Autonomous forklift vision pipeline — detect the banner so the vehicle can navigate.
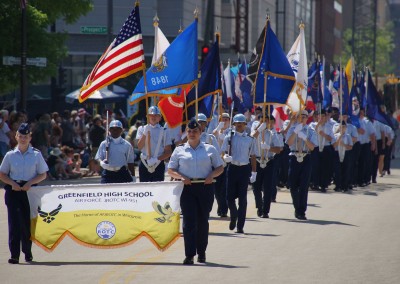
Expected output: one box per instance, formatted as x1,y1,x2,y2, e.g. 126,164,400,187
28,182,184,252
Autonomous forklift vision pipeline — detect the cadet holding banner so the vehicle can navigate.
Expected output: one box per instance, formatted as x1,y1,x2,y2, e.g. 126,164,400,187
136,106,172,182
168,118,223,265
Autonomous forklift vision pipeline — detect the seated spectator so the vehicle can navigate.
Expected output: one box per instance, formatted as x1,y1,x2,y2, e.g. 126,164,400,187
63,146,82,179
47,148,68,180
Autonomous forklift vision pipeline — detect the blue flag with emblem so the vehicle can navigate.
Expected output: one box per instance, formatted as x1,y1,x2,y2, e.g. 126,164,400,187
185,38,222,121
253,20,295,105
130,20,198,104
365,70,393,128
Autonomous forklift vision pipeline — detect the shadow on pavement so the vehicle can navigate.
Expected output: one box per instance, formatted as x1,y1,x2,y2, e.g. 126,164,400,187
26,261,245,268
209,232,279,237
273,201,321,208
270,217,357,227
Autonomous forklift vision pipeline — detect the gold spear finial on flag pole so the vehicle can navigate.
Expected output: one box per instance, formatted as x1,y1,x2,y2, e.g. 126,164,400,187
194,7,199,19
178,19,183,33
153,13,159,26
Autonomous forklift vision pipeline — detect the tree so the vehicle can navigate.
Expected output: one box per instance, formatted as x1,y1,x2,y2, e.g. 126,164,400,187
340,22,396,75
0,0,93,94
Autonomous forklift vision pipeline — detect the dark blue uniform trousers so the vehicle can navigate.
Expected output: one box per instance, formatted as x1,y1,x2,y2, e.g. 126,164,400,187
358,143,371,185
214,167,228,215
4,183,32,259
333,151,352,190
310,147,320,188
226,164,251,230
288,155,311,217
101,166,133,184
180,183,214,258
138,161,165,182
252,159,275,214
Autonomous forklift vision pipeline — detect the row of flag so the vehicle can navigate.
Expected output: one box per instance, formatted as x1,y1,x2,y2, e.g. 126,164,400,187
79,3,394,130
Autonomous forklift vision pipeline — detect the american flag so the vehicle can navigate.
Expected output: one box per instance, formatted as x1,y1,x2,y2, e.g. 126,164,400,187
79,4,145,102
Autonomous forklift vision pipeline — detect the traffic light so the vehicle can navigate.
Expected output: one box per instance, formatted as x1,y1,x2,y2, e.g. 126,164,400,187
201,44,210,64
58,66,67,88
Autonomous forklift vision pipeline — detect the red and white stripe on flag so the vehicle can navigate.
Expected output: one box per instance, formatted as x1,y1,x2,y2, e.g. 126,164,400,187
79,4,145,103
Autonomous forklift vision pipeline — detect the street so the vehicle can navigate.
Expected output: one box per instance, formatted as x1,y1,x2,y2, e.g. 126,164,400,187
1,162,400,284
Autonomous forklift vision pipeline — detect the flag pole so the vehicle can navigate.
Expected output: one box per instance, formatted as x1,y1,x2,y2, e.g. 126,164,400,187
153,13,160,106
365,66,369,115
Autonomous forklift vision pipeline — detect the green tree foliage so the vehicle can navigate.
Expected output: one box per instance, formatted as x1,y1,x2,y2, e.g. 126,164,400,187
341,22,395,75
0,0,92,94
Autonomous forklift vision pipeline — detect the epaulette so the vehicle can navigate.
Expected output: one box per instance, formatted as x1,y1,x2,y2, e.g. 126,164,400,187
176,143,184,147
32,147,40,152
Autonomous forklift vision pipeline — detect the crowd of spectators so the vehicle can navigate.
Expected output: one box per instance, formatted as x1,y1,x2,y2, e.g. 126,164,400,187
0,108,140,181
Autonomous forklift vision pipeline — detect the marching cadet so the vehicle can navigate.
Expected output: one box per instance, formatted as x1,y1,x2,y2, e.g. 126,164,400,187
310,109,334,192
286,110,318,220
168,118,224,265
332,121,353,192
251,115,283,218
197,113,220,151
95,120,136,184
382,124,394,176
357,108,376,186
221,114,257,233
212,112,231,217
136,106,172,182
277,110,294,189
0,123,49,264
370,118,386,183
270,115,284,202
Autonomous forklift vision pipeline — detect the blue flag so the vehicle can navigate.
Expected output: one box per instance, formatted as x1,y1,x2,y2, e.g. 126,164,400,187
253,21,295,105
130,20,198,104
307,60,323,104
186,38,222,120
366,70,393,128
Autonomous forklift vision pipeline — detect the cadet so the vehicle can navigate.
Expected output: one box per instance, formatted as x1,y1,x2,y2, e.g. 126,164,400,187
332,121,353,192
95,120,136,184
251,115,283,218
212,113,231,217
136,106,172,182
168,118,223,265
197,113,220,152
221,114,257,233
286,110,317,220
0,123,49,264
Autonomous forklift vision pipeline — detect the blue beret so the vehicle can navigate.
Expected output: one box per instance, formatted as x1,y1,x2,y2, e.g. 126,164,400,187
187,118,200,129
17,123,30,135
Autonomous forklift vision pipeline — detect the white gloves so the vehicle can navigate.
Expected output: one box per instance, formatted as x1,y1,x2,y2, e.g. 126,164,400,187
131,176,137,183
257,122,267,132
143,125,150,135
294,124,303,134
218,133,226,141
260,141,270,150
147,157,159,167
250,171,257,183
298,131,307,141
215,121,225,131
100,160,112,171
223,154,233,163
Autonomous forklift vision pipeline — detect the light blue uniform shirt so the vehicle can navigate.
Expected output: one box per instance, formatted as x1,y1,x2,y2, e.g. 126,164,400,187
168,142,223,179
200,132,221,153
221,131,257,164
372,120,385,140
95,137,135,168
136,124,172,157
287,123,318,152
358,118,374,144
255,128,283,159
310,121,335,146
333,132,353,151
0,146,48,181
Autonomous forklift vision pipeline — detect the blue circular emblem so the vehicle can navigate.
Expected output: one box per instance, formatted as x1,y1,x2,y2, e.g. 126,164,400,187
96,221,116,240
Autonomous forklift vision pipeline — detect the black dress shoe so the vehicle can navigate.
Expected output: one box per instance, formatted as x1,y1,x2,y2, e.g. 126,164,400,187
262,213,269,218
197,254,206,263
229,217,237,230
236,228,244,234
220,213,228,218
183,257,194,265
297,215,307,220
8,258,19,264
257,209,262,217
320,187,327,193
25,255,33,262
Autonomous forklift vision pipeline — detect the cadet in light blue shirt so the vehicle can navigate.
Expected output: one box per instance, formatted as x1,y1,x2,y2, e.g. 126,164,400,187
0,123,48,264
168,118,223,265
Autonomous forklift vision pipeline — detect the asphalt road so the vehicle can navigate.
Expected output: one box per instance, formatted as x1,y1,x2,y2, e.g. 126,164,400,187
1,161,400,284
